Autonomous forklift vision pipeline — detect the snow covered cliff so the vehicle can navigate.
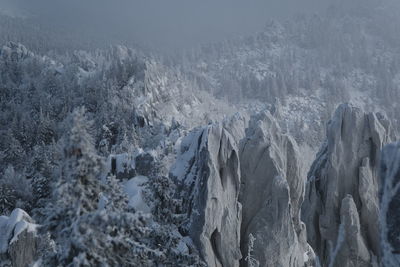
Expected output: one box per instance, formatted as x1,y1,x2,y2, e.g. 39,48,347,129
171,111,316,266
302,103,393,266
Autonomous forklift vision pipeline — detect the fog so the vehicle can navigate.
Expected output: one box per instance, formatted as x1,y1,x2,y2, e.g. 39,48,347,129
2,0,400,266
1,0,331,50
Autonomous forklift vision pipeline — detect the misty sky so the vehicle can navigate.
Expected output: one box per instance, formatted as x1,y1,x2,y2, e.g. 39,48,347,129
0,0,331,50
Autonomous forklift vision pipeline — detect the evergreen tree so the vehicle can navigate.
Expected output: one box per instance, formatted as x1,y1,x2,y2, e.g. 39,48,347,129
39,107,105,264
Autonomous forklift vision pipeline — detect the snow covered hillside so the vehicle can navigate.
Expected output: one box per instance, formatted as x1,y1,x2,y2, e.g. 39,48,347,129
0,1,400,266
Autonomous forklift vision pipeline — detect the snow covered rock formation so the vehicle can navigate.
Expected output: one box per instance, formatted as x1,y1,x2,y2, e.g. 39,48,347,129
239,111,312,267
172,112,314,266
302,103,393,266
171,116,246,267
380,142,400,267
0,208,38,267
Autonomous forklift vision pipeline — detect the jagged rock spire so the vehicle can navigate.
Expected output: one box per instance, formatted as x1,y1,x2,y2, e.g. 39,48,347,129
302,103,393,266
172,112,314,266
239,111,312,267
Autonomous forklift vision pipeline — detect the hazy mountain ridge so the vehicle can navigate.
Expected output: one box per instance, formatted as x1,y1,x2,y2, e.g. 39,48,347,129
178,2,400,147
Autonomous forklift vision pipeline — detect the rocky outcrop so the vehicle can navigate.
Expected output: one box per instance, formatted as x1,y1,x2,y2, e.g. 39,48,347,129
171,116,246,267
0,208,38,267
380,142,400,267
1,42,33,63
329,195,371,267
8,228,38,267
239,111,312,267
302,103,392,266
171,112,314,266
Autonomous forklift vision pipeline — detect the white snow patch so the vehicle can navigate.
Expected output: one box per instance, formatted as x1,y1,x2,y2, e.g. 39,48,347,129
10,220,37,244
97,193,109,211
0,208,37,253
123,176,151,213
170,128,206,183
303,251,309,263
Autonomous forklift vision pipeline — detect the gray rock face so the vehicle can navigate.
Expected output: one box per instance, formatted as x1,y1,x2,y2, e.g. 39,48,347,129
239,112,311,267
380,142,400,267
329,195,371,267
8,229,37,267
172,112,315,267
302,103,392,266
171,116,245,267
135,152,156,176
0,208,38,267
